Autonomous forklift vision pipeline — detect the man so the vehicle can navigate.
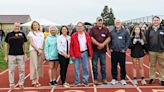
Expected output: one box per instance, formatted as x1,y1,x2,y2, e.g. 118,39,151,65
70,22,93,86
4,22,28,90
90,17,110,84
145,16,164,86
109,18,130,85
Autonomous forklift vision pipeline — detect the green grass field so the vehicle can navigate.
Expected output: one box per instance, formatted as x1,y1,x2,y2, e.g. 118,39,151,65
0,39,30,72
0,40,7,72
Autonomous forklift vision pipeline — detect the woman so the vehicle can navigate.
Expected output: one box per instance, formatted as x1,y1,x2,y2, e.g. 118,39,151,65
70,22,93,87
129,25,147,85
27,21,44,87
57,26,70,88
44,26,59,86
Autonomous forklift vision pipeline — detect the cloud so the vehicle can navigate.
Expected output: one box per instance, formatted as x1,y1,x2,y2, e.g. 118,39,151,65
0,0,164,24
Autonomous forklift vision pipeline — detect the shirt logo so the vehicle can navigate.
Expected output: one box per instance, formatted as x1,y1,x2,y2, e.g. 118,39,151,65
101,34,106,37
118,36,123,39
18,33,23,36
160,32,164,35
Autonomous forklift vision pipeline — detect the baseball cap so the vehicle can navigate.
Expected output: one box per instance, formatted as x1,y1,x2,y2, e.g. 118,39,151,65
96,16,103,21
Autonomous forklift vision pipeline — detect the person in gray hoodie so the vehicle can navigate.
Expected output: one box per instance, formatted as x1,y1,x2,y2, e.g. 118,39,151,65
109,18,130,85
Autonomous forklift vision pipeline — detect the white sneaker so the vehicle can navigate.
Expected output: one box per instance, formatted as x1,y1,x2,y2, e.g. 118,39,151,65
141,79,147,85
120,80,127,85
65,82,70,86
63,83,70,88
9,85,14,91
19,85,24,89
110,79,118,85
132,79,138,85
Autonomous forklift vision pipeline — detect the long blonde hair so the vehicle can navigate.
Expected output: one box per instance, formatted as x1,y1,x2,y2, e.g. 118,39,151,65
31,21,40,35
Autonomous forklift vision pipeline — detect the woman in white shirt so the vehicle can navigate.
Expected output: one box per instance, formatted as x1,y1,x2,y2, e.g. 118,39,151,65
27,21,44,87
57,25,70,88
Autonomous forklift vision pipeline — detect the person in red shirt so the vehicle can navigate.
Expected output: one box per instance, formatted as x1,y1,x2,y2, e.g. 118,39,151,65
70,22,93,86
90,17,111,84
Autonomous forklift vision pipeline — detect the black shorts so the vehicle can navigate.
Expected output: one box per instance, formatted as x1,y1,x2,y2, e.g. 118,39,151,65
48,59,59,62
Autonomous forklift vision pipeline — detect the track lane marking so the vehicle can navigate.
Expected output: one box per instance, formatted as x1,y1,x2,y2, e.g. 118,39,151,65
106,52,142,92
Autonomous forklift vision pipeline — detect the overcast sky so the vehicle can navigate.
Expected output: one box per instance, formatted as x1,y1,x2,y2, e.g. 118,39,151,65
0,0,164,25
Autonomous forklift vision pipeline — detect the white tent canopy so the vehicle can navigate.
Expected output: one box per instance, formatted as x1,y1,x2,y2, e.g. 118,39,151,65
21,19,60,26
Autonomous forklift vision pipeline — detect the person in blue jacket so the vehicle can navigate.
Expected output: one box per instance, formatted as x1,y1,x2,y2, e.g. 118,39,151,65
44,26,59,86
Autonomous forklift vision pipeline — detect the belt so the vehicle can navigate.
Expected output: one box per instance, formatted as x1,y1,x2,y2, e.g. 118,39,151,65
81,50,87,53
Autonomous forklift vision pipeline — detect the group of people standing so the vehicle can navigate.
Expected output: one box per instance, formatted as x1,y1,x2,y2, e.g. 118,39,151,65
4,16,164,91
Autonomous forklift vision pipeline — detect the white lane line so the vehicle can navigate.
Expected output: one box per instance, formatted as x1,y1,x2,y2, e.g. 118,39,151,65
0,69,8,75
138,86,164,88
50,64,61,92
50,59,97,92
8,60,46,92
89,59,97,92
106,53,142,92
0,86,134,90
0,59,30,75
2,85,164,90
1,86,95,90
126,78,159,82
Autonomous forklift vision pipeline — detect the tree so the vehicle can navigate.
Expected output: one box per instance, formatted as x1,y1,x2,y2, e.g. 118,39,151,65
108,8,115,26
101,6,115,26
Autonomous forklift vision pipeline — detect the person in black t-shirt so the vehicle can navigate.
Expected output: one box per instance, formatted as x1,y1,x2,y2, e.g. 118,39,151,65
4,22,28,91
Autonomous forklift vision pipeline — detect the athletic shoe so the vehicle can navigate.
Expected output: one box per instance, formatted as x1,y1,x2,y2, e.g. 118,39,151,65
9,85,14,91
148,79,155,84
141,79,147,85
110,79,118,85
19,85,24,89
53,80,58,85
120,80,127,85
132,79,138,85
83,82,89,87
102,80,108,84
73,83,81,87
49,81,55,86
94,80,101,85
63,83,70,88
160,81,164,86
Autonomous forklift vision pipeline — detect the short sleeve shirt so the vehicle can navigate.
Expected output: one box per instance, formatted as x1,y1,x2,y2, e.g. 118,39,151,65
27,31,44,51
90,26,110,52
5,31,27,55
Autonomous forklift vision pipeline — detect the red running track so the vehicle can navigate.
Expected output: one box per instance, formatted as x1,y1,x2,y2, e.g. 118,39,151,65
0,51,164,92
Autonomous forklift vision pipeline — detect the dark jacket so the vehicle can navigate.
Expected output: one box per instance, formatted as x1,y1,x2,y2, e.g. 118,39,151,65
109,28,130,52
129,37,147,58
145,25,164,52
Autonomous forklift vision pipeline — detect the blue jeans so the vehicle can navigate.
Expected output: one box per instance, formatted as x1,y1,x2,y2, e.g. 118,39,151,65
92,52,106,80
73,51,89,84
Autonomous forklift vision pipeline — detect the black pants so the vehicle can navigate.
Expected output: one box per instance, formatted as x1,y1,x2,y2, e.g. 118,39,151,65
59,54,69,85
111,51,126,80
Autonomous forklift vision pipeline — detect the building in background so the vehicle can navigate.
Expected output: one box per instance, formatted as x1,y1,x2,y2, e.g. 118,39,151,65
0,15,31,32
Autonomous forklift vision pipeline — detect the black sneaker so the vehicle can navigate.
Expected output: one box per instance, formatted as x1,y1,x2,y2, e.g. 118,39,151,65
149,79,155,84
53,80,58,85
160,81,164,86
49,81,55,86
